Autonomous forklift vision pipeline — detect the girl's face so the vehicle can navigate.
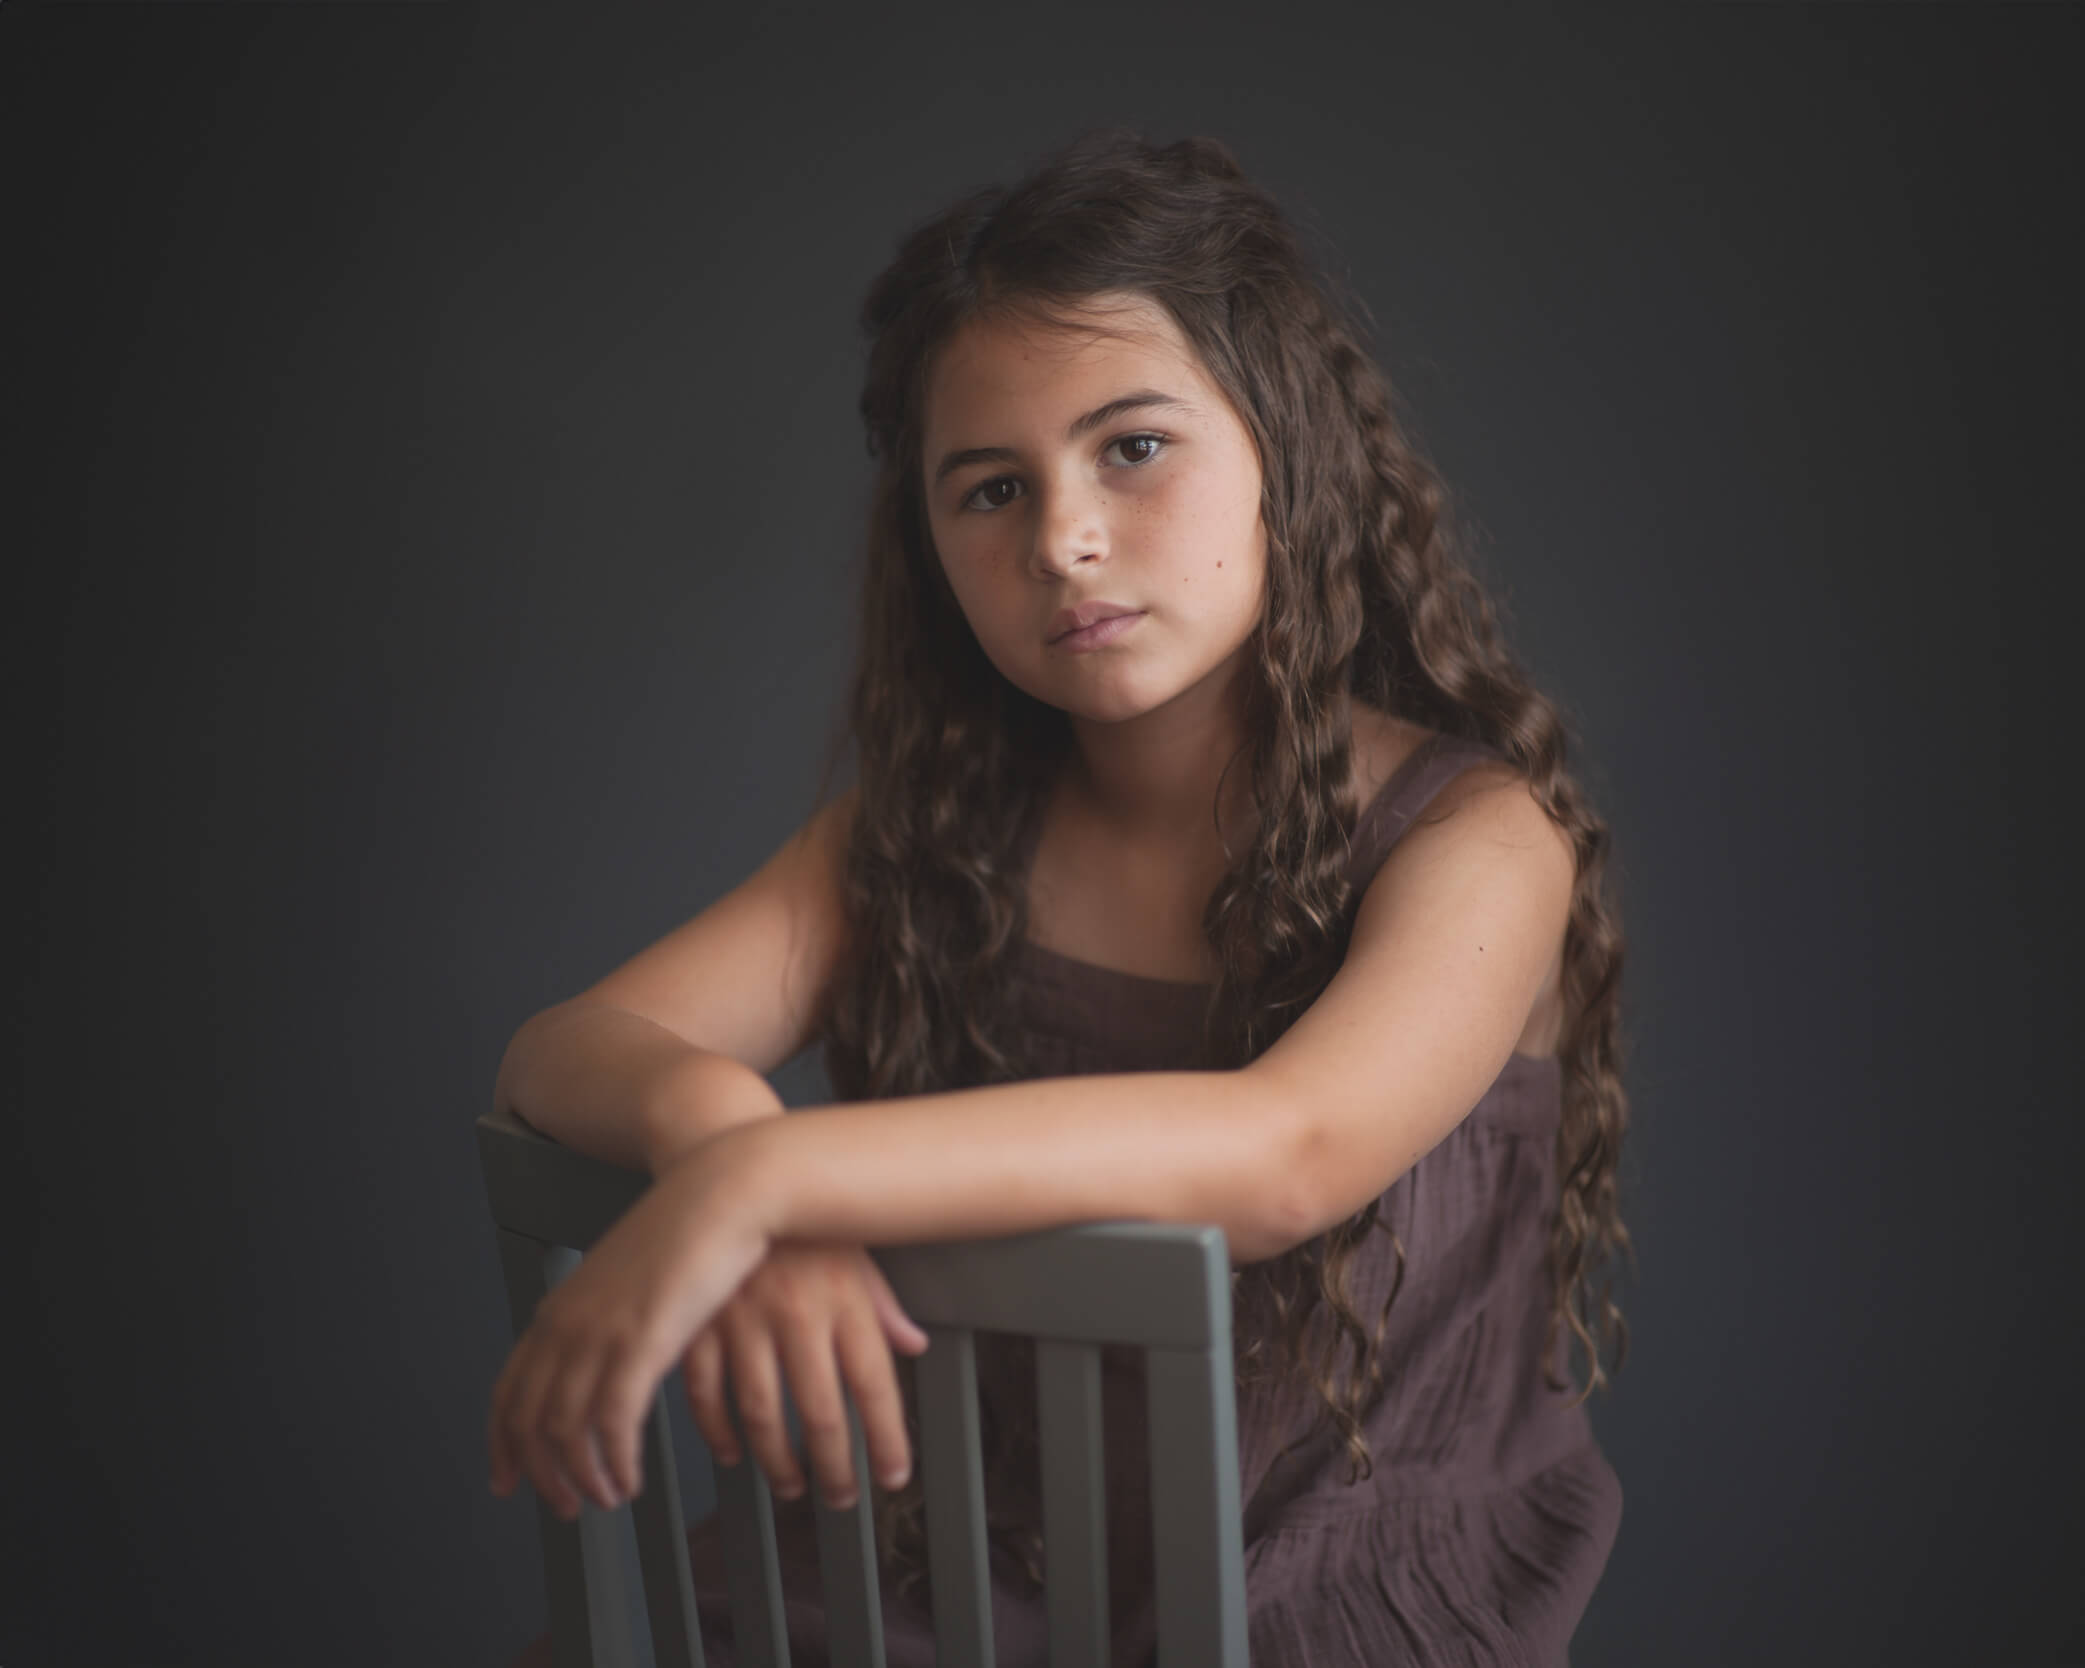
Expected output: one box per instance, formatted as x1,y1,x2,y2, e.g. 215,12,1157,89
920,292,1268,727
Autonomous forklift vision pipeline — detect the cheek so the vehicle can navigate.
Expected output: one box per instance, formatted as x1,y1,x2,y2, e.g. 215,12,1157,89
1163,468,1259,556
947,564,1009,627
1163,501,1261,600
941,567,1024,657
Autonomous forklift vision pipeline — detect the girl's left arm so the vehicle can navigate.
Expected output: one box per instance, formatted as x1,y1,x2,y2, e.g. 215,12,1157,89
730,1066,1306,1261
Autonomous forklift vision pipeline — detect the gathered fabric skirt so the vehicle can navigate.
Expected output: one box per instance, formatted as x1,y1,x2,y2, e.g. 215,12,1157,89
508,1438,1619,1668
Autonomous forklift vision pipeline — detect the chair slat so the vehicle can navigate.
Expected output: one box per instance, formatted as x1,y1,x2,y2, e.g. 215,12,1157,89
632,1388,706,1668
715,1389,791,1668
1144,1347,1248,1668
812,1402,887,1668
1036,1339,1108,1668
916,1327,994,1667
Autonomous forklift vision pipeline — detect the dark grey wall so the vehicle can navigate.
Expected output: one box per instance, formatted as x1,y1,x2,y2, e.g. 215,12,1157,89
10,6,2078,1665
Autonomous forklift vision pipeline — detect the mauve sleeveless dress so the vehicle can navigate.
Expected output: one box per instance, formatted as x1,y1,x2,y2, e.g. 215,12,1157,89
511,731,1622,1667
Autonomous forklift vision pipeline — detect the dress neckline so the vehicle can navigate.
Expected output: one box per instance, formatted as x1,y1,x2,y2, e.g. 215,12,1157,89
1014,728,1450,991
1010,732,1563,1071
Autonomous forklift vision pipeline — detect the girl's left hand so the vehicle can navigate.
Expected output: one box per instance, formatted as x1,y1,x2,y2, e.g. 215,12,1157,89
487,1140,769,1519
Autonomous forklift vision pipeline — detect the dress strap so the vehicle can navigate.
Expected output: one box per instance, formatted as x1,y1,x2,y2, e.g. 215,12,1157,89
1345,730,1513,894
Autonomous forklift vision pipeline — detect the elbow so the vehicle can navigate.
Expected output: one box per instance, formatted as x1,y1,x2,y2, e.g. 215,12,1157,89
1228,1070,1333,1264
491,1018,536,1116
493,1004,557,1096
491,1000,592,1118
1264,1123,1335,1261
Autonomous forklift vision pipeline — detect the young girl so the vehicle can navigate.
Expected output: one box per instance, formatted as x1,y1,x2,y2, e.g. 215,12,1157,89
491,127,1630,1667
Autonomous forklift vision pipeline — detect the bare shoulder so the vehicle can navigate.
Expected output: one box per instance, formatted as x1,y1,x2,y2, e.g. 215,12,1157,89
1343,713,1574,1060
1398,745,1572,882
1345,701,1434,805
1354,711,1573,1015
1346,700,1557,847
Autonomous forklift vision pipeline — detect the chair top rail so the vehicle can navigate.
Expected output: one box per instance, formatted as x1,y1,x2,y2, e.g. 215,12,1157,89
478,1104,652,1250
872,1228,1229,1352
476,1106,1231,1352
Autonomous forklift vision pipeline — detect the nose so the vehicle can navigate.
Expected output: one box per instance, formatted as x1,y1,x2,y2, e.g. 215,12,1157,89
1027,476,1107,579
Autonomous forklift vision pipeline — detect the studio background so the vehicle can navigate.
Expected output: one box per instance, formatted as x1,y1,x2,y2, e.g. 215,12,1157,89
10,6,2078,1665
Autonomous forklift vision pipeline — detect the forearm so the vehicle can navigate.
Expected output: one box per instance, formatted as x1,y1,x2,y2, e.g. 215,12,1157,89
493,1001,786,1177
718,1069,1308,1265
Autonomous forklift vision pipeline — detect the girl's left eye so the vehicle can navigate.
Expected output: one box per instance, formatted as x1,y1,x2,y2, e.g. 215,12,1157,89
960,432,1170,513
1110,432,1167,467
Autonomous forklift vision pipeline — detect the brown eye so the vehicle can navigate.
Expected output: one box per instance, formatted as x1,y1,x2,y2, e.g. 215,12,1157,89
958,433,1168,514
963,477,1021,512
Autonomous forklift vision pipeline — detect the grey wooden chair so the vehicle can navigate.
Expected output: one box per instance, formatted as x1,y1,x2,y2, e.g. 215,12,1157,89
478,1102,1250,1667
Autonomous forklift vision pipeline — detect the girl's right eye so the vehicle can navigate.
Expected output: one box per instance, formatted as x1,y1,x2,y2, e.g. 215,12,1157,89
964,477,1020,514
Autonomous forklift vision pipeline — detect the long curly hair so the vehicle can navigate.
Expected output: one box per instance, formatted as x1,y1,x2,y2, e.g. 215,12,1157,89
804,126,1633,1597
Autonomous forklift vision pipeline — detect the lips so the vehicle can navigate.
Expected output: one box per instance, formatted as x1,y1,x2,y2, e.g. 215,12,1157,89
1048,601,1141,643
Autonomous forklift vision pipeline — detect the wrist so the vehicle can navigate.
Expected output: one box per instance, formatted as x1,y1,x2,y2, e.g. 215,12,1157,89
640,1048,787,1178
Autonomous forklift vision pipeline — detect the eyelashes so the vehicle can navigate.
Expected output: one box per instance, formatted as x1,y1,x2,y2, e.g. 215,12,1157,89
958,431,1171,514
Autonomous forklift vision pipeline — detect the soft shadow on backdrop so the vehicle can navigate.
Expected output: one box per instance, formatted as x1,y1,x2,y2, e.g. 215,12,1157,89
10,6,2078,1665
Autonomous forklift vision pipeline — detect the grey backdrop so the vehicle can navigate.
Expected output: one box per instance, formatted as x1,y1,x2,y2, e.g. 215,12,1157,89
9,5,2079,1666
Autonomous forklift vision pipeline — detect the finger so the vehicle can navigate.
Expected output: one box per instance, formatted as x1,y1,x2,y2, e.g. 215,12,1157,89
544,1366,620,1515
490,1351,525,1496
859,1256,931,1356
526,1326,621,1516
834,1301,913,1493
588,1332,659,1504
682,1326,740,1467
502,1339,590,1520
775,1312,859,1510
489,1354,558,1501
723,1310,803,1501
490,1334,555,1499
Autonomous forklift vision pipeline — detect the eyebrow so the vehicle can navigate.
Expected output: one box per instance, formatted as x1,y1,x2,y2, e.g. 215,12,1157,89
931,390,1196,486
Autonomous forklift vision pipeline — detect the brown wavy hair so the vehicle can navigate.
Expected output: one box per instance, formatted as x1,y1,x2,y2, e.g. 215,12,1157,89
803,126,1633,1597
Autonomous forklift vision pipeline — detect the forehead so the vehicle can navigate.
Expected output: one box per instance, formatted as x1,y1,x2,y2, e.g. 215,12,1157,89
923,294,1207,432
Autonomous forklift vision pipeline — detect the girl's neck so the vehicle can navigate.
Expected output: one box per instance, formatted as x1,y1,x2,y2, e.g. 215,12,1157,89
1058,687,1360,856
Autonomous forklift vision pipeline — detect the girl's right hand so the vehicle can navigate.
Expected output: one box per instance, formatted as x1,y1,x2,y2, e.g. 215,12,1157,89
680,1241,930,1510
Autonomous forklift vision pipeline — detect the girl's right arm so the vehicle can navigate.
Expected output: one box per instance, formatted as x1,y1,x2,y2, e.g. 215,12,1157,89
489,785,924,1516
494,1003,788,1177
492,784,861,1175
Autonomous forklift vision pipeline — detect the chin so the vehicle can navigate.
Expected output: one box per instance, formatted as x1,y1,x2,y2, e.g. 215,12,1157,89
1058,681,1175,725
981,642,1168,721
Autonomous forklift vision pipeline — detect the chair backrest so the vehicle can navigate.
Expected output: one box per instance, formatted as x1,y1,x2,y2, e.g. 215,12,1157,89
477,1103,1249,1668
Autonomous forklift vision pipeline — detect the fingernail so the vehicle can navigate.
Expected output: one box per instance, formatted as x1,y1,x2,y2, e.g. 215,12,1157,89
880,1465,910,1490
